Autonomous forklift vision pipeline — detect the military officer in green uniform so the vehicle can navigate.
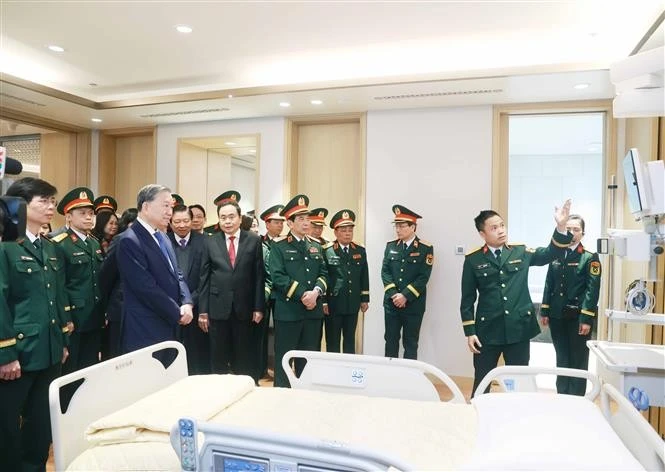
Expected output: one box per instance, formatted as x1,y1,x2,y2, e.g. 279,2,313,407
308,207,329,245
0,177,71,472
52,187,104,375
460,200,572,396
323,210,369,354
269,195,328,387
382,205,434,360
204,190,240,234
256,204,285,378
541,214,601,396
93,195,118,214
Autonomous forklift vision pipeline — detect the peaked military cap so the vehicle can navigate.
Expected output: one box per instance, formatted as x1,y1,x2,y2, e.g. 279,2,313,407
280,194,310,219
392,204,422,223
260,204,285,221
309,208,328,226
93,195,117,214
58,187,95,215
171,193,185,207
330,209,356,229
213,190,241,206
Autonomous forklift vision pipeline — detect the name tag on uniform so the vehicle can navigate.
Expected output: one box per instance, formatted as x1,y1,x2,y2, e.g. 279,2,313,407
389,250,399,254
286,249,298,254
508,259,522,264
409,252,420,256
73,251,86,256
20,256,34,261
49,257,58,261
353,254,362,259
476,263,490,269
567,262,579,266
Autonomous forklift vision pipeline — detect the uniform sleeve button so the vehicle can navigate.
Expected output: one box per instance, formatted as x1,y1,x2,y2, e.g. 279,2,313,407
504,310,509,314
17,333,24,340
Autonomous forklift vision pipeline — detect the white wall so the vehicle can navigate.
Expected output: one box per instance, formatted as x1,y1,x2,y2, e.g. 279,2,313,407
156,117,285,215
365,106,493,377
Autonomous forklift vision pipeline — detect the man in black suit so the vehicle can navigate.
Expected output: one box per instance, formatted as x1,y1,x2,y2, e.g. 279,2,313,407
198,199,265,382
168,204,209,374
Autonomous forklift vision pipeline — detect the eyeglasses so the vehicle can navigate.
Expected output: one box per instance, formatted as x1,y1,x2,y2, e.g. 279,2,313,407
35,197,57,207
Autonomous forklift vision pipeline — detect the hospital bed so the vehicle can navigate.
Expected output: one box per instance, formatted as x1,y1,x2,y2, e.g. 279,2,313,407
48,341,664,471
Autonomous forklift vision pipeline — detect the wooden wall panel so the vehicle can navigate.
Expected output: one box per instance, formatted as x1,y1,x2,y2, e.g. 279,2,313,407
40,132,77,228
97,133,117,197
114,134,155,212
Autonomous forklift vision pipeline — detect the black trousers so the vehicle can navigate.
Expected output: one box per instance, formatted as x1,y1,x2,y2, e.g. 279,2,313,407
253,301,272,379
384,310,423,359
549,317,590,396
62,329,101,375
472,340,530,397
209,314,254,380
0,363,61,472
273,318,322,388
181,317,211,375
325,312,358,354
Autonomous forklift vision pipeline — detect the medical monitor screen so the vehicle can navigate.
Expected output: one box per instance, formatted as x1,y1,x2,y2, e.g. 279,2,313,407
213,453,268,472
623,148,645,214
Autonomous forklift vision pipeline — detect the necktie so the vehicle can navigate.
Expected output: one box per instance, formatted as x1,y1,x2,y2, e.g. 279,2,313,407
495,248,501,259
228,235,236,267
343,246,349,255
33,237,41,251
179,238,187,248
155,232,175,273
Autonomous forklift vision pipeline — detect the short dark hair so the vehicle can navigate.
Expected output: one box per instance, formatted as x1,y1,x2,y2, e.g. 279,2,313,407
172,204,193,219
118,208,138,234
217,201,241,217
568,214,585,232
188,204,206,217
474,210,501,232
240,215,253,231
5,177,57,203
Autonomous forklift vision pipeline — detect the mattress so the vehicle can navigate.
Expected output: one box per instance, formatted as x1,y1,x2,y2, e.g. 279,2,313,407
68,375,477,471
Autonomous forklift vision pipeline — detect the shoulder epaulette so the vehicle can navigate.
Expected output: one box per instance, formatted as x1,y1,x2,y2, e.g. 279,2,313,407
418,239,432,247
507,242,525,247
386,238,398,245
273,235,287,243
465,246,483,256
351,241,365,249
87,233,99,242
51,232,68,243
322,241,334,249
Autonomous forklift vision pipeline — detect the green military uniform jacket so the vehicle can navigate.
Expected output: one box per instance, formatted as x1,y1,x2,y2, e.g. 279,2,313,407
203,223,222,235
52,229,104,332
324,241,369,314
541,243,601,326
460,229,572,345
269,233,328,321
0,237,70,371
382,236,434,314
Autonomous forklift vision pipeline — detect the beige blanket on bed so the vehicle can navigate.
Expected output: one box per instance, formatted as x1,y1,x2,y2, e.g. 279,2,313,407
85,374,255,445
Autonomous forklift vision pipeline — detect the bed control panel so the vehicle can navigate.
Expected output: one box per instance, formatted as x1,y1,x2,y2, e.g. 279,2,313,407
177,418,199,471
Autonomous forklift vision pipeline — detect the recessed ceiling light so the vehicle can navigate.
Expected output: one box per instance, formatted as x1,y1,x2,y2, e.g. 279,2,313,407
47,45,65,52
91,118,103,123
175,25,193,34
310,99,323,105
574,83,589,90
279,102,290,107
224,141,236,146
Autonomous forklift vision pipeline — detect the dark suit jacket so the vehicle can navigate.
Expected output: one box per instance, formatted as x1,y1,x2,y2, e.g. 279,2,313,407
168,231,205,309
116,222,193,352
199,230,265,320
98,233,124,325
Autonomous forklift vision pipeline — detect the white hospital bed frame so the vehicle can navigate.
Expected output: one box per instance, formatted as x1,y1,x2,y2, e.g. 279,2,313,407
49,342,664,471
282,349,466,402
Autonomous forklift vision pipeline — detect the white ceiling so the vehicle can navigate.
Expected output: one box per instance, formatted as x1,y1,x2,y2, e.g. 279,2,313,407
0,1,663,129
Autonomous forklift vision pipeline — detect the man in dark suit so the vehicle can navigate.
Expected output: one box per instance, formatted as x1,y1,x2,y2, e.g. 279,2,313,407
168,204,209,374
198,199,264,381
116,185,193,355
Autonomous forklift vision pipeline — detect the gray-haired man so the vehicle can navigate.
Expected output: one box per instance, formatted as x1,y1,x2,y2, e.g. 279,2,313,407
116,184,193,354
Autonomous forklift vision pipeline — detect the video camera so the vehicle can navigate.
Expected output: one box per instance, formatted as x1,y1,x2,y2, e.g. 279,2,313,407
0,146,27,241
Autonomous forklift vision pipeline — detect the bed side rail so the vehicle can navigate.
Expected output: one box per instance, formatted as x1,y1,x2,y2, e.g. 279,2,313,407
49,341,187,471
601,383,665,472
474,365,601,400
282,350,465,403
